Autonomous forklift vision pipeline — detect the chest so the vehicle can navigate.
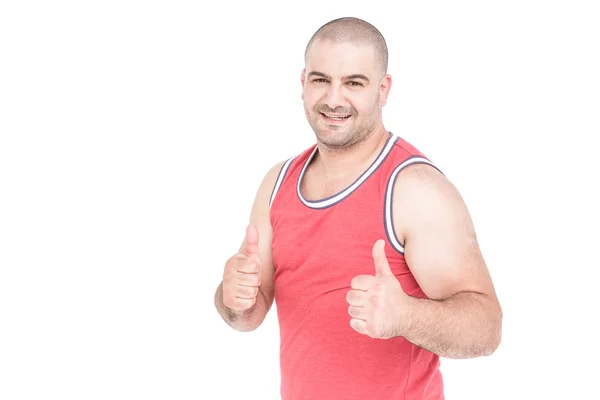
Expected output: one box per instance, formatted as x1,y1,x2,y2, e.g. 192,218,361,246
299,170,362,201
270,198,408,299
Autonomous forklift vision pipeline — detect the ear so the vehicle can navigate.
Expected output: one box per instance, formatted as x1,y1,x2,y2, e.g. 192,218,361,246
301,68,306,100
379,74,392,107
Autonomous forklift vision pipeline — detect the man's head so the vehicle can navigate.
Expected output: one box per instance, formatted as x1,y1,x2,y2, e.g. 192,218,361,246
301,17,392,149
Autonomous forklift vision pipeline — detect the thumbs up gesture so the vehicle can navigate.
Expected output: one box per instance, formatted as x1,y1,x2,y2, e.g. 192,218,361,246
222,225,262,312
346,239,410,339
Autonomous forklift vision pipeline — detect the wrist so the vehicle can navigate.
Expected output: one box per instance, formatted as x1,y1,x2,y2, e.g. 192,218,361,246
396,294,417,338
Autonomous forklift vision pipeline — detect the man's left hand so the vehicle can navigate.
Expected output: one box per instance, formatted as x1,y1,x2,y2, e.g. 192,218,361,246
346,239,411,339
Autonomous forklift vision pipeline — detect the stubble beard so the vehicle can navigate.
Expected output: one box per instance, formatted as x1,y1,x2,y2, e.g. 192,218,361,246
305,104,380,152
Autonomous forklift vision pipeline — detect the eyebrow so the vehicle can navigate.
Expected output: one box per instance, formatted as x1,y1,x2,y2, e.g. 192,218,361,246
307,71,370,84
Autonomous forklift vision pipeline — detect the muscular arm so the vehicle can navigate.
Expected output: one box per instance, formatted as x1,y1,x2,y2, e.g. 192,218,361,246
213,160,285,332
393,163,503,359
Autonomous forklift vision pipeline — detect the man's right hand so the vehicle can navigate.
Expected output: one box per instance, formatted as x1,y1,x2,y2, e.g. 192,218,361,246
222,224,262,312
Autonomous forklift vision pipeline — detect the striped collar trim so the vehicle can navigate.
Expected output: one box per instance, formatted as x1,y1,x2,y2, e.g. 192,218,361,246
297,133,398,209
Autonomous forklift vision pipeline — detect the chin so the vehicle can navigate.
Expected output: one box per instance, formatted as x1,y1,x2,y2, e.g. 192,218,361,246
315,130,355,149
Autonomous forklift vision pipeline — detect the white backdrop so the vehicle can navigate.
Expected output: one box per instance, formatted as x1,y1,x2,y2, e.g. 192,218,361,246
1,1,599,399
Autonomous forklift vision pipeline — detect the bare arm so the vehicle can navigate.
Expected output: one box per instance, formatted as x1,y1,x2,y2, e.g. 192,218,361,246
393,163,503,358
214,160,285,332
214,279,272,332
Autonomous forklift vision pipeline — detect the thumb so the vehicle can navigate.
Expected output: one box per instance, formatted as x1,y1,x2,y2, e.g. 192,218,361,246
241,224,260,258
373,239,392,276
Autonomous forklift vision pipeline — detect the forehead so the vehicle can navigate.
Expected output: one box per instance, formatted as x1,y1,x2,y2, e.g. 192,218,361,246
306,39,378,77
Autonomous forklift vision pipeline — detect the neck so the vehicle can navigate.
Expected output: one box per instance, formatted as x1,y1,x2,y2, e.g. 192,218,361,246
314,125,390,179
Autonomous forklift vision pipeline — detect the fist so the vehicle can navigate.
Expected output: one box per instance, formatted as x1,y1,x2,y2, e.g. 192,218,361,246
222,224,262,311
346,239,410,339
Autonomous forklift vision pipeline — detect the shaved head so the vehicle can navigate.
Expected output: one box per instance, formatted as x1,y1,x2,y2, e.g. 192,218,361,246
304,17,388,79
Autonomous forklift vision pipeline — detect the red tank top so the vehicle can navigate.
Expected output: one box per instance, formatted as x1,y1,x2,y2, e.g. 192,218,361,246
269,132,445,400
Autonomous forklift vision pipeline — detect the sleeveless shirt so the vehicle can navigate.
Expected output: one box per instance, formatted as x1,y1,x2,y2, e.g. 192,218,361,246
269,132,445,400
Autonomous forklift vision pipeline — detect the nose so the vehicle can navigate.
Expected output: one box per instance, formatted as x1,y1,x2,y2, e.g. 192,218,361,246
323,82,345,110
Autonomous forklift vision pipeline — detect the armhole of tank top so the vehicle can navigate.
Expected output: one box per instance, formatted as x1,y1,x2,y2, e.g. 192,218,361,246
269,155,297,209
384,155,444,255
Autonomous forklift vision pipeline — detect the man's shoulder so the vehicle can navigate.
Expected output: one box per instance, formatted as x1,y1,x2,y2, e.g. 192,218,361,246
383,134,442,182
268,142,317,176
260,145,309,189
386,134,449,208
390,134,428,159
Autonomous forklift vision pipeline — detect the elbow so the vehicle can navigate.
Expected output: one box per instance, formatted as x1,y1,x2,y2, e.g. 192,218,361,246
482,330,501,356
234,320,263,332
483,307,503,356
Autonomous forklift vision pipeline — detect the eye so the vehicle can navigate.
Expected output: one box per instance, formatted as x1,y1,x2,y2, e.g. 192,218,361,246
312,78,328,83
347,81,362,87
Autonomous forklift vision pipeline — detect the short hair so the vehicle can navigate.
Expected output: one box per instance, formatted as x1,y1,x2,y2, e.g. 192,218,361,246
304,17,389,78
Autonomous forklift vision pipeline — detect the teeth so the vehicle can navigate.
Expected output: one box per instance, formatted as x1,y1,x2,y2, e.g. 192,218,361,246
325,114,349,120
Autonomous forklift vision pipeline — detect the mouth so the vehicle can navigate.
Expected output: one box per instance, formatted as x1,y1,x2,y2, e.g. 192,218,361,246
320,112,352,124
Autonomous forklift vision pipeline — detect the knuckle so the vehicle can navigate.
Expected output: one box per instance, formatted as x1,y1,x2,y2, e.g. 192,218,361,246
235,297,246,307
346,291,358,304
225,256,240,270
223,263,234,277
242,261,258,273
223,296,237,309
236,285,248,296
369,294,381,307
245,297,257,309
230,299,244,310
223,275,236,288
235,297,252,310
222,281,234,295
243,286,258,298
351,275,373,289
351,275,364,286
242,274,260,287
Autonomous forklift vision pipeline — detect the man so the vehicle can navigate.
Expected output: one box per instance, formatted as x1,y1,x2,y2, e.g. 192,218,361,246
214,16,502,400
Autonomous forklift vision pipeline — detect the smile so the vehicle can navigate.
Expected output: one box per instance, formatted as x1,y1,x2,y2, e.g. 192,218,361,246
321,112,351,122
